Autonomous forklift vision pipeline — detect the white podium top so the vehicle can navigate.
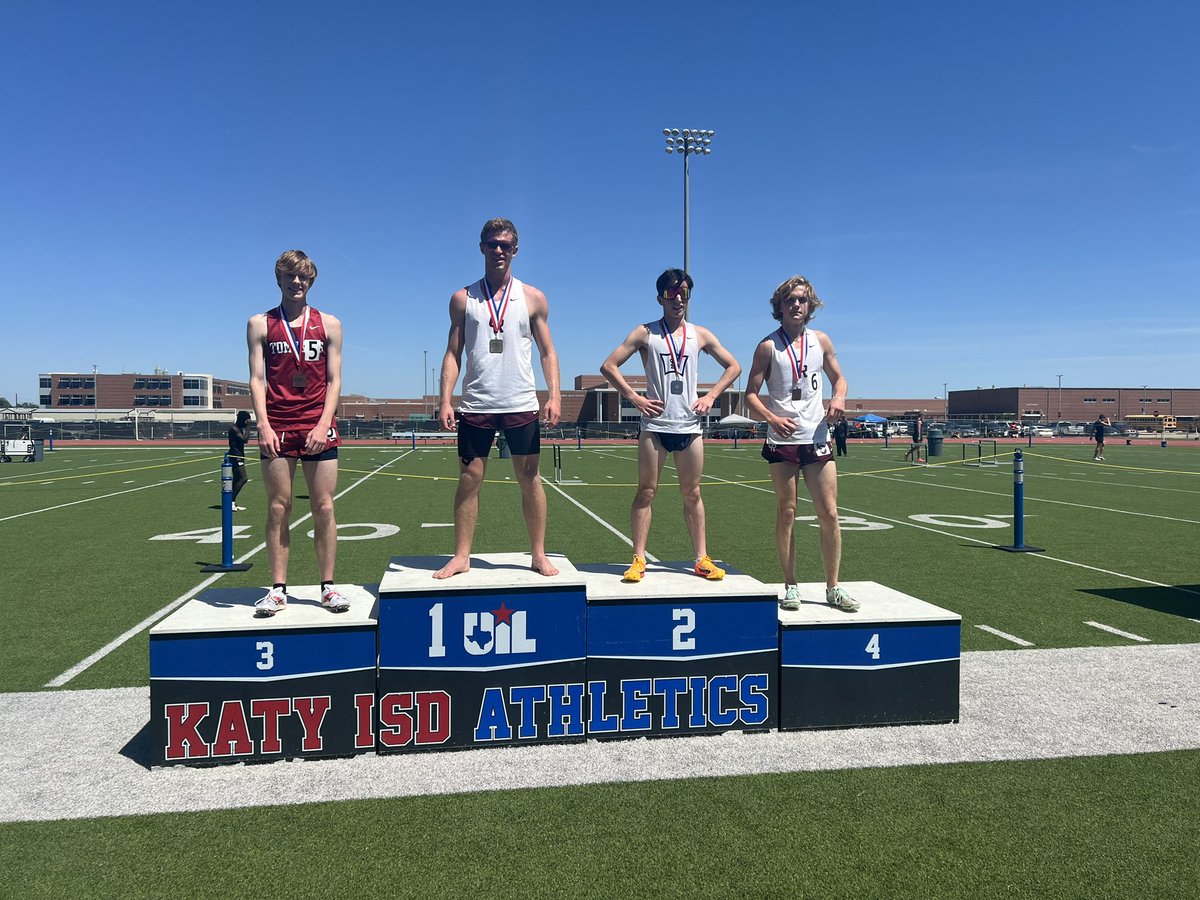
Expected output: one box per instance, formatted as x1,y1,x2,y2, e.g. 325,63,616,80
150,584,378,635
577,561,772,602
777,581,960,626
379,553,586,594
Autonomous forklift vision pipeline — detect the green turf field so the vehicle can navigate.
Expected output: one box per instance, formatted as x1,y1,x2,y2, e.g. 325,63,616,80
2,440,1198,897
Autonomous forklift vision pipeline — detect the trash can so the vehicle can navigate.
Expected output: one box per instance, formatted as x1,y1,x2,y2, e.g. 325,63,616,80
927,428,944,457
497,432,511,459
32,440,45,462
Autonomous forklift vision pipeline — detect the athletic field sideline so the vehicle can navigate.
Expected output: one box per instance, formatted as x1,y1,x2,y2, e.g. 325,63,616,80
2,442,1197,898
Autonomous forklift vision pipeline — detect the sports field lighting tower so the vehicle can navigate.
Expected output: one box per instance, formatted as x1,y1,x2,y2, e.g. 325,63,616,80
663,128,715,277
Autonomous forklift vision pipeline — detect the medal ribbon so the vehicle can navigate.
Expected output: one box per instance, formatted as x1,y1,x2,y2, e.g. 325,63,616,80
780,328,806,394
482,276,513,337
279,305,310,364
661,318,687,376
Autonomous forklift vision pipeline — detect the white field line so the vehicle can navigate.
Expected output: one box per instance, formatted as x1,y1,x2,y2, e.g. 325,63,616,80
544,480,659,562
863,473,1200,525
1085,621,1151,643
45,452,413,688
1034,472,1200,496
700,473,1200,598
974,624,1035,647
0,470,213,524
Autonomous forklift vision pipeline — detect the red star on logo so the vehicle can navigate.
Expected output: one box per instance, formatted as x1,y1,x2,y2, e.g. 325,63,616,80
491,601,515,626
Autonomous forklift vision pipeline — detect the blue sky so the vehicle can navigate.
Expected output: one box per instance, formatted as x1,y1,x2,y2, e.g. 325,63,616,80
3,1,1196,404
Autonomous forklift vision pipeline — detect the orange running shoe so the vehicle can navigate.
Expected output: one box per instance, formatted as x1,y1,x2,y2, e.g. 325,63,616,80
622,556,647,583
694,555,726,581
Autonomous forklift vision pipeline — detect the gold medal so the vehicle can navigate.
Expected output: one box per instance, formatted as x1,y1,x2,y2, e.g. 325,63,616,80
292,371,307,389
489,338,504,353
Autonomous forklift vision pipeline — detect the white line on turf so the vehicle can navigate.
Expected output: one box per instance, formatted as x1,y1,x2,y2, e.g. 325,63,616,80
1084,621,1151,642
974,624,1035,647
44,451,413,688
544,480,659,562
701,472,1200,598
0,470,213,524
862,473,1200,525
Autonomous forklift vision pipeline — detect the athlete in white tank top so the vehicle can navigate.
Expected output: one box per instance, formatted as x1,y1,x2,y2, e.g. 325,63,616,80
743,275,859,613
600,269,741,583
435,219,562,580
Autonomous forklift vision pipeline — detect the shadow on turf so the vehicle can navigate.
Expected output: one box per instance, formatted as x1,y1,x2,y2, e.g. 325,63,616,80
1082,585,1200,619
120,721,152,769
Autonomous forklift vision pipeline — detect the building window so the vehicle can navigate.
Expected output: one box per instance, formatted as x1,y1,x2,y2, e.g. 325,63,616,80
183,396,202,406
1083,398,1097,403
39,377,51,389
40,394,51,406
182,378,204,390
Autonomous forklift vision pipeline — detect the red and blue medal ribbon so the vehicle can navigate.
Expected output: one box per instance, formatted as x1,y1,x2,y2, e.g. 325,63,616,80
661,318,687,376
482,276,513,337
279,304,310,363
780,327,806,395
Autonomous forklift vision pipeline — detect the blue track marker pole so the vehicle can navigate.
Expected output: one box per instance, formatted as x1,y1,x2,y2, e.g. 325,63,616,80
996,449,1044,553
576,428,582,451
48,430,54,451
201,453,252,572
411,431,417,450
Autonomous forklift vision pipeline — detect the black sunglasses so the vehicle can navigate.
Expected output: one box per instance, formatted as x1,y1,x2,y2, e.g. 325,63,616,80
484,240,516,253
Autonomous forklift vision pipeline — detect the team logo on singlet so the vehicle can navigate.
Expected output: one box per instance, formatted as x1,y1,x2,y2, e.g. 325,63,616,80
268,338,325,360
657,353,689,377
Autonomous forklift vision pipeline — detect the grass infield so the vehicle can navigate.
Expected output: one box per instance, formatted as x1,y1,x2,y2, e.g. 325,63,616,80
1,439,1198,896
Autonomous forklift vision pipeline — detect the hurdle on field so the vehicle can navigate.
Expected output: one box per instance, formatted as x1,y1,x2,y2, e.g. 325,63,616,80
962,440,999,467
553,444,583,485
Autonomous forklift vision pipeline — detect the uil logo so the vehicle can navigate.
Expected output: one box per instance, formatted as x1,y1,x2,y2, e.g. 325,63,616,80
464,602,537,656
657,353,689,377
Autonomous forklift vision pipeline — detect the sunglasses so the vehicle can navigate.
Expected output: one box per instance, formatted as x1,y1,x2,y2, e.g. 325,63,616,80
660,284,691,301
484,240,516,253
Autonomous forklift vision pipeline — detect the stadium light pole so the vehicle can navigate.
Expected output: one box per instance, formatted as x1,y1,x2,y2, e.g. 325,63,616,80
663,128,715,278
943,382,948,417
1057,374,1062,420
423,350,429,418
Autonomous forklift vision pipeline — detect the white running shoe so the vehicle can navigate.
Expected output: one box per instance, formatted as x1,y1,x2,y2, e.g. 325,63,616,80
826,585,860,612
780,585,802,611
232,505,247,511
255,586,287,617
321,586,351,613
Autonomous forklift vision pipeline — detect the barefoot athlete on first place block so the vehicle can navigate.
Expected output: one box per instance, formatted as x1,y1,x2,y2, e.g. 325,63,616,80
434,218,562,579
247,250,350,616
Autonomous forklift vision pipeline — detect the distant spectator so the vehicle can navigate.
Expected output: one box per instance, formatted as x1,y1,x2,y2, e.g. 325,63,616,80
904,415,924,462
1093,414,1110,461
227,410,252,510
832,417,848,456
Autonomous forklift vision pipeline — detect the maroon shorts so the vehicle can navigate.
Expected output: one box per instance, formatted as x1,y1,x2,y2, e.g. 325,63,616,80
761,440,833,468
272,424,341,461
457,411,540,463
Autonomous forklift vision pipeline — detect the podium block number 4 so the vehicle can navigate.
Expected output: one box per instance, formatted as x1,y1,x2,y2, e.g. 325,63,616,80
865,633,880,660
672,608,696,651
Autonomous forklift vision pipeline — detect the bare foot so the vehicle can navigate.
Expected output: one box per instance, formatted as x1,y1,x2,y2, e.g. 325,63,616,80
433,556,471,579
530,555,559,577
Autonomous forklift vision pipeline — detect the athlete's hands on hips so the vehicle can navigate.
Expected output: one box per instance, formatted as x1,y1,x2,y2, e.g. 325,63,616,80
692,394,714,415
635,395,664,419
438,401,456,432
303,423,329,456
542,398,561,428
771,413,799,439
258,423,281,459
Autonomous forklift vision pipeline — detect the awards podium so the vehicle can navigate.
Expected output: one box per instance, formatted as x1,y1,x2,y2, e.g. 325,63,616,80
148,559,960,767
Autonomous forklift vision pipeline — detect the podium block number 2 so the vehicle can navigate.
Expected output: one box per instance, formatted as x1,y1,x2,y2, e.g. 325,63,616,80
672,608,696,651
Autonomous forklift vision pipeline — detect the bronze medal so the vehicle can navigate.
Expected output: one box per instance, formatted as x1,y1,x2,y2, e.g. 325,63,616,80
792,388,804,401
489,338,504,354
670,380,684,395
292,371,307,389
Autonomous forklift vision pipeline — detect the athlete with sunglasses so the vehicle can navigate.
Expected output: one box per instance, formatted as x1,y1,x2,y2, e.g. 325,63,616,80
434,218,562,579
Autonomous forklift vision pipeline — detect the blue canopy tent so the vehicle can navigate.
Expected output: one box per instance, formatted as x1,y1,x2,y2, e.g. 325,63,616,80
854,413,888,423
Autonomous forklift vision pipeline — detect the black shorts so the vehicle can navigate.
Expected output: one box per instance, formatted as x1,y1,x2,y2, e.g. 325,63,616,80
761,440,833,468
648,431,699,453
458,411,540,463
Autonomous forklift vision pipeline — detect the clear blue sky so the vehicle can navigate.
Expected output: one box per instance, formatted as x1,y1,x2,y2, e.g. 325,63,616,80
3,1,1197,404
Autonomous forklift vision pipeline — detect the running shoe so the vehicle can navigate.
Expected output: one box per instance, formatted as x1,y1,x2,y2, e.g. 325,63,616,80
780,584,802,611
232,505,247,511
826,585,860,612
695,555,726,581
321,586,351,613
623,556,647,583
254,586,287,617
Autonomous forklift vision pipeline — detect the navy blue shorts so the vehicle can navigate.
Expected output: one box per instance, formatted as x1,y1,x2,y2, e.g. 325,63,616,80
648,431,699,453
457,411,540,463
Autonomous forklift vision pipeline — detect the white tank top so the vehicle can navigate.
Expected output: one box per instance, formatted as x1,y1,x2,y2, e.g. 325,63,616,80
763,328,828,445
459,277,538,414
642,319,701,434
